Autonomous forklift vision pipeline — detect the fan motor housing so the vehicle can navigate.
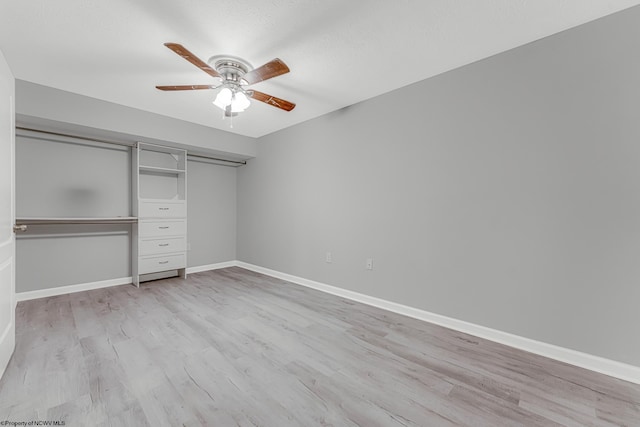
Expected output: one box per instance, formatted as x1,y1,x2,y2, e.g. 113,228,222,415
209,55,253,84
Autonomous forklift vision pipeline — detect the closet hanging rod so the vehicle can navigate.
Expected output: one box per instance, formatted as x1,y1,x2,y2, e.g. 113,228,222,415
15,126,248,166
187,153,246,165
16,126,133,148
16,217,139,225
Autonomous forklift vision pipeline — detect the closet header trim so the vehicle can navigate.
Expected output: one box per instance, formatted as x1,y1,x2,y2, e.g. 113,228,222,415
16,126,247,167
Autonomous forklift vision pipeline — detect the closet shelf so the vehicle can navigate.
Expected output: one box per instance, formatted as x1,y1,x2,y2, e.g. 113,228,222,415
139,165,185,175
16,217,138,225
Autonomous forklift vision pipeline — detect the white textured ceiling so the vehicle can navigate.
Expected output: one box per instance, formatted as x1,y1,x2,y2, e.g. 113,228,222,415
1,1,639,138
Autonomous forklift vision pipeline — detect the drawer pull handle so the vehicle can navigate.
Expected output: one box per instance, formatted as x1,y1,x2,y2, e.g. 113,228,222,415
159,207,169,211
159,243,169,247
159,261,169,264
158,226,170,229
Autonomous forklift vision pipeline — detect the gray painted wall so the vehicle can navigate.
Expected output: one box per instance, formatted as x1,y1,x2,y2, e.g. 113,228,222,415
187,158,237,267
16,134,131,217
237,7,640,366
16,133,237,292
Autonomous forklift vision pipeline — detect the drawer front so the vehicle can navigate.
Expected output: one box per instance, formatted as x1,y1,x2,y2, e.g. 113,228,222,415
139,201,186,218
139,253,186,275
139,220,186,237
139,237,186,256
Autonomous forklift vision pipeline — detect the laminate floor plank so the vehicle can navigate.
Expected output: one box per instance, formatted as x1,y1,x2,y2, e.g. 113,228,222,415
1,266,639,426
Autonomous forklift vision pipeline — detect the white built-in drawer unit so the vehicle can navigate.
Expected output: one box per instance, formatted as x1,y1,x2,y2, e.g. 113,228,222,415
139,200,186,218
133,142,188,285
139,253,186,275
139,236,186,256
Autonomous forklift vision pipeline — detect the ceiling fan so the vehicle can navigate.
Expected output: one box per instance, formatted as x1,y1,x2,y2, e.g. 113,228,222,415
156,43,295,119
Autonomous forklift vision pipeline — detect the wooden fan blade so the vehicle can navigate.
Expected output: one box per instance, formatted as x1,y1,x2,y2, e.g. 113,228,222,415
250,90,296,111
242,58,290,85
156,84,218,91
164,43,220,79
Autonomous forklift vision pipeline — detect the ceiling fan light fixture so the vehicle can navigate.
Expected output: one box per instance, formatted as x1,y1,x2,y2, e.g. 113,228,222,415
231,91,251,112
213,87,251,113
213,87,232,110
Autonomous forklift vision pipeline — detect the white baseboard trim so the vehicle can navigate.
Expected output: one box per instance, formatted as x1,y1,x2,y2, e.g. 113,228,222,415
236,261,640,385
16,277,133,302
15,261,239,302
186,261,237,274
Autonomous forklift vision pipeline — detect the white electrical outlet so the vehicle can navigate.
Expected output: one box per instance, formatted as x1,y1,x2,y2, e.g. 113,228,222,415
326,251,332,263
366,258,373,270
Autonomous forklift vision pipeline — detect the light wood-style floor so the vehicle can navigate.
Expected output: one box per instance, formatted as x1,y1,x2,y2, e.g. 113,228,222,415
0,267,639,426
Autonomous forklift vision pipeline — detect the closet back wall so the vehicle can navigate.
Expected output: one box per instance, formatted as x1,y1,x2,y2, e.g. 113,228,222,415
15,133,236,293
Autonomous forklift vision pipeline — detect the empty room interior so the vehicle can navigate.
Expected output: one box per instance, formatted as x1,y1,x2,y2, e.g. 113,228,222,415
1,1,640,425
